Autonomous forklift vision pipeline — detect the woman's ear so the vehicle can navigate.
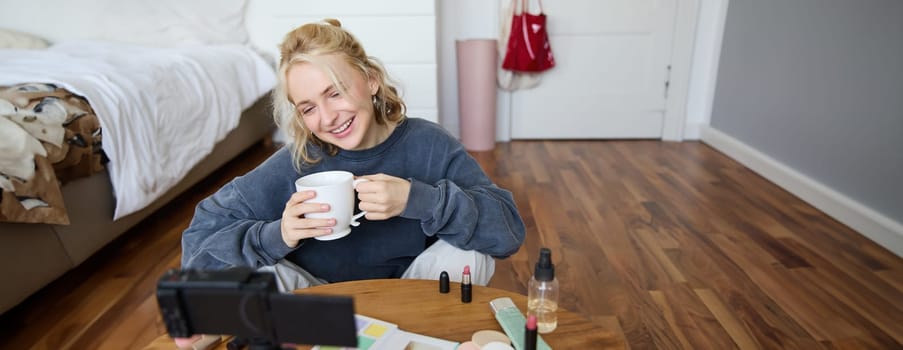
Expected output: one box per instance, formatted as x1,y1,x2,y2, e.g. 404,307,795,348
368,77,379,96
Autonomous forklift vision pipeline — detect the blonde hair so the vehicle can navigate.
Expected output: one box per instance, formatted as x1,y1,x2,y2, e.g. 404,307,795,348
273,18,406,168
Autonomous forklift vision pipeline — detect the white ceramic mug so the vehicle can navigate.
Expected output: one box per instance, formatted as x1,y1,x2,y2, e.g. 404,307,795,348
294,170,368,241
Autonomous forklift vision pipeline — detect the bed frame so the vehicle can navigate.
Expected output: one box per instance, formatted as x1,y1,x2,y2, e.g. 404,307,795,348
0,96,273,314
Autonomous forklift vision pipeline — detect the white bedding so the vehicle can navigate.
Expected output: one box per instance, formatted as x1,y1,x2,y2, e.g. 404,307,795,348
0,41,276,219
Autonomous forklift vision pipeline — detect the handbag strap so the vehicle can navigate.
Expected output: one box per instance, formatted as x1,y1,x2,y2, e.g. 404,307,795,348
519,0,536,60
514,0,544,15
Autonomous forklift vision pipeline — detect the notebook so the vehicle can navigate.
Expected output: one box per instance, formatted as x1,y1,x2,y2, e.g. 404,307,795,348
312,314,459,350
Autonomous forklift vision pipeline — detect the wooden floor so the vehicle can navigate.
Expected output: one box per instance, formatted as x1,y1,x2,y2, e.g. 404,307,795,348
1,140,901,349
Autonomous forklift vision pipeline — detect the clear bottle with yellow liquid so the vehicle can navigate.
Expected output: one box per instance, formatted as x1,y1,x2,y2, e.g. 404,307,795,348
527,248,559,333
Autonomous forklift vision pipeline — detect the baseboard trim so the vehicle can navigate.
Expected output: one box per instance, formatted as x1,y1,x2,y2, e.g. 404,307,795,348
700,126,903,258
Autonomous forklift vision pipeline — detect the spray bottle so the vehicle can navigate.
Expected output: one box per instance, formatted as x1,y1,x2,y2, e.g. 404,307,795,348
527,248,559,333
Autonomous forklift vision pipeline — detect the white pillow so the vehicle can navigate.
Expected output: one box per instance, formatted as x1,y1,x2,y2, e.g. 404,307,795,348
0,0,249,47
0,28,49,49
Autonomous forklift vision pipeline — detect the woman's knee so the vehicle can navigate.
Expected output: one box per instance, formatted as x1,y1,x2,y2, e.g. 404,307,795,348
402,239,495,286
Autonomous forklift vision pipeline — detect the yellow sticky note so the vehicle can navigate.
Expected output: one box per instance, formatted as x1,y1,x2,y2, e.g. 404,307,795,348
363,323,388,338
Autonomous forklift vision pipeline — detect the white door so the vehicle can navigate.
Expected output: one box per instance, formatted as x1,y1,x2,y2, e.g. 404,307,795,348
510,0,677,139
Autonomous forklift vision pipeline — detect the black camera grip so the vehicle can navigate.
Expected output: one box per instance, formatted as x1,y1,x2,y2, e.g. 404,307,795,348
158,287,192,337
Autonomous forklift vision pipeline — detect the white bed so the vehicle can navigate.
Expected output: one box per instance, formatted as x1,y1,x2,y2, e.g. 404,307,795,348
0,0,278,313
0,41,275,219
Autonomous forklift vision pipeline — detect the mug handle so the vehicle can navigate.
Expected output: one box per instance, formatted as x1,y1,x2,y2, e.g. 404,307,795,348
350,178,369,227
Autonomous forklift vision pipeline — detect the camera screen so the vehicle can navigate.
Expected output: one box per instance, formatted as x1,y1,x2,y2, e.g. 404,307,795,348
181,288,270,337
270,293,357,346
177,287,357,347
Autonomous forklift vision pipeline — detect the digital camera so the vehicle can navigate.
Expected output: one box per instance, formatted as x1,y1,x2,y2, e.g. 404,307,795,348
156,267,356,347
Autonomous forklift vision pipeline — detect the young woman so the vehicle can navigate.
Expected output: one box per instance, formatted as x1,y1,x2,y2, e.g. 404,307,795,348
181,19,525,290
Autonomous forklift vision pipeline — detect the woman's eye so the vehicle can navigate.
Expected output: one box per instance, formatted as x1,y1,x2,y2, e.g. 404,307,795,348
301,106,314,115
330,91,341,98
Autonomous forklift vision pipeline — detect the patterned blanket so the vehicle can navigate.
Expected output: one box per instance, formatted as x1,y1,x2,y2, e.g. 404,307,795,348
0,83,106,224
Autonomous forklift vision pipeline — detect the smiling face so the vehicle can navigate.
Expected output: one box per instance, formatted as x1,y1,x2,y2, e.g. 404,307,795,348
286,54,384,151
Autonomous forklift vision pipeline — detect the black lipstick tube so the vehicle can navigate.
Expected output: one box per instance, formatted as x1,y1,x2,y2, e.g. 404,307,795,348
439,271,450,293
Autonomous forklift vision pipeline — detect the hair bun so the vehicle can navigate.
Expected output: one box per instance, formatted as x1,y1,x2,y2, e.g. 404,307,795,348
323,18,342,27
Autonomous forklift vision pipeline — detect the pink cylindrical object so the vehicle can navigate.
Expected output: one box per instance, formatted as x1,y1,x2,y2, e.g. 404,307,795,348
456,39,498,151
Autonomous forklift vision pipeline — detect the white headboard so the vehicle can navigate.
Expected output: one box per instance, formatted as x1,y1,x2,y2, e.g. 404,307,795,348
245,0,439,123
0,0,249,47
0,0,438,123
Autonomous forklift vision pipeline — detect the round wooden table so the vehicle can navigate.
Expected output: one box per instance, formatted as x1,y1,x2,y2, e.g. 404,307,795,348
144,279,625,349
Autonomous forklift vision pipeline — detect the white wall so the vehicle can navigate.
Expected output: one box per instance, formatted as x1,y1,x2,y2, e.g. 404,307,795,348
247,0,439,123
685,0,728,139
438,0,723,141
436,0,499,138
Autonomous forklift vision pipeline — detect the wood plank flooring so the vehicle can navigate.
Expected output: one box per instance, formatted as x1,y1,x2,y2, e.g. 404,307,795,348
1,140,901,349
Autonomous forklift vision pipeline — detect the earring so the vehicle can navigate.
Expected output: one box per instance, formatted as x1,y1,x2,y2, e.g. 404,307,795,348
372,94,384,116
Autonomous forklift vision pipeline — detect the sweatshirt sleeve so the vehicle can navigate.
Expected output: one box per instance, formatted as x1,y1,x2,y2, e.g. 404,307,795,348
180,181,296,269
401,144,526,258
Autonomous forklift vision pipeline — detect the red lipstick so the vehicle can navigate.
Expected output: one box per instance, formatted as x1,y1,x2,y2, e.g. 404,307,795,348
525,315,538,350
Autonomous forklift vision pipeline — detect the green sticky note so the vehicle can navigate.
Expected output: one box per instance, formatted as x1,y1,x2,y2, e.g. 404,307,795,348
357,335,376,350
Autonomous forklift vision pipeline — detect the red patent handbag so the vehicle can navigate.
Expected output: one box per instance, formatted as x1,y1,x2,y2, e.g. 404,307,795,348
502,0,556,72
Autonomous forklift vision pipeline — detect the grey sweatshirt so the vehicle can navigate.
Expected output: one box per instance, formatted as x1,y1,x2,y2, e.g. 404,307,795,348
181,118,525,282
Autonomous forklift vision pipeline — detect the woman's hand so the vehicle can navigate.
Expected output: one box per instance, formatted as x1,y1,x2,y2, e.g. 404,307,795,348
281,190,336,247
355,173,411,220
